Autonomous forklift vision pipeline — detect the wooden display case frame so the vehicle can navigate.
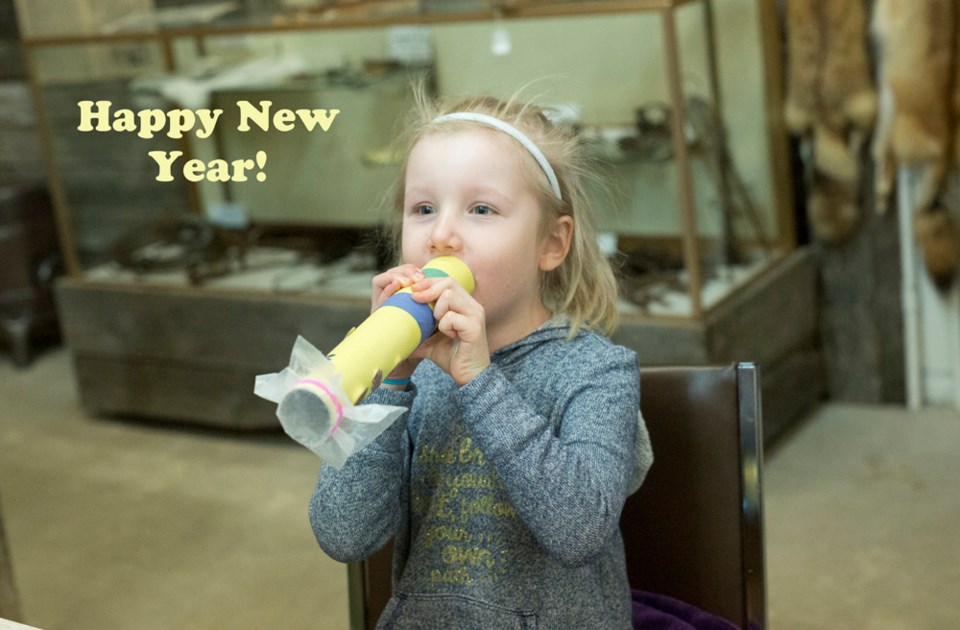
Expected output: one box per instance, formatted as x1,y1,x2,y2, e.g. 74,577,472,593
20,0,795,321
18,0,817,439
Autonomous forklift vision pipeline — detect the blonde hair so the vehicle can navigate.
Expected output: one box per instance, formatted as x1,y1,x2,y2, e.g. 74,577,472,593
385,85,620,337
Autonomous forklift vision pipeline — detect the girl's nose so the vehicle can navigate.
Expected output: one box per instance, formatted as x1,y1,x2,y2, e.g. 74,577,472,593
429,210,463,254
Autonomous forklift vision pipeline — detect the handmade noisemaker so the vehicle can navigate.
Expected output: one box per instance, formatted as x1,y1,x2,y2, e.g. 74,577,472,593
254,256,474,468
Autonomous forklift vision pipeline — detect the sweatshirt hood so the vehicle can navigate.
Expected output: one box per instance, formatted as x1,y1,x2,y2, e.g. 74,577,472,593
491,314,581,366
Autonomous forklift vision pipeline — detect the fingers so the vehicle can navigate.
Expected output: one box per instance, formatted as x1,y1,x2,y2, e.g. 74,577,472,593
435,292,484,339
408,277,489,386
412,278,485,342
437,309,483,342
408,276,463,305
371,264,424,311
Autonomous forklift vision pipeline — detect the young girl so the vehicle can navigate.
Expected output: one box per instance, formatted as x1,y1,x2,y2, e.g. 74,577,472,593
309,91,651,629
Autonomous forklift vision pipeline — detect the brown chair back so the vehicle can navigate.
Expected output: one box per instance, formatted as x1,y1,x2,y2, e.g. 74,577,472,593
348,363,767,630
622,363,766,628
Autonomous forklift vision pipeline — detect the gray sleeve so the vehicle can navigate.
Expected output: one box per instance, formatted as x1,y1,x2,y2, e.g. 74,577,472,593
308,385,414,563
457,346,640,567
627,410,654,495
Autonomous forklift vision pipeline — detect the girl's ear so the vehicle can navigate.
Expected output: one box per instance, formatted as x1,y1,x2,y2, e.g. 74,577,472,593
539,215,574,272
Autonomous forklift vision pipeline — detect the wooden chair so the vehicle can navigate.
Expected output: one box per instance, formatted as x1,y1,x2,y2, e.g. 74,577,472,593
622,363,766,629
347,362,767,630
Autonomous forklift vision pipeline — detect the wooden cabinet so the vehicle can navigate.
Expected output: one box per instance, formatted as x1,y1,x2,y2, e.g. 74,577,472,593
0,185,60,367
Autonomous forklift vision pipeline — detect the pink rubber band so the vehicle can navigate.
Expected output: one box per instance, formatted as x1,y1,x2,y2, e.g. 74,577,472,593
296,378,344,436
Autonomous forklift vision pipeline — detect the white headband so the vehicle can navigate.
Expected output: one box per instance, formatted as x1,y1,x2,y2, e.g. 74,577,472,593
430,112,562,200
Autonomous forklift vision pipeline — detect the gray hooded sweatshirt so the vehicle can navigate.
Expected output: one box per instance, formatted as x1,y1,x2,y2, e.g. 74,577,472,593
309,318,647,629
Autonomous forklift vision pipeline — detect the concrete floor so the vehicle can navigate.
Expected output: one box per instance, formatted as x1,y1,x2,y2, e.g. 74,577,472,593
2,348,960,629
0,348,347,630
764,401,960,629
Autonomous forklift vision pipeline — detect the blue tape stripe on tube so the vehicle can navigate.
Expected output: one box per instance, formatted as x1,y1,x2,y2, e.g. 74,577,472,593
381,292,435,344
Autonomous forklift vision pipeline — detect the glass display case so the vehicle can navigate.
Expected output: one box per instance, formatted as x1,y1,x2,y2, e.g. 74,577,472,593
16,0,815,432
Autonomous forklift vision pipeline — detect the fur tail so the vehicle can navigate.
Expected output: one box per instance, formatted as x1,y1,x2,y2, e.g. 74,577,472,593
914,209,960,289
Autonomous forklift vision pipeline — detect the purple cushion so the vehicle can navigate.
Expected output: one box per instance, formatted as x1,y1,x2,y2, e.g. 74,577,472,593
631,590,740,630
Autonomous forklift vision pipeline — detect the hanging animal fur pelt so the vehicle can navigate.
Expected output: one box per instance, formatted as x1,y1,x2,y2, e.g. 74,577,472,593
784,0,877,242
872,0,960,289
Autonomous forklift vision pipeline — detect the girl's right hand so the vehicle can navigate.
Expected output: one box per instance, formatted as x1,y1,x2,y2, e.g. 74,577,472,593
371,264,425,382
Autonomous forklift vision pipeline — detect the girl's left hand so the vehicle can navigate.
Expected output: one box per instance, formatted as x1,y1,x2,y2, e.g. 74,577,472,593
409,276,490,386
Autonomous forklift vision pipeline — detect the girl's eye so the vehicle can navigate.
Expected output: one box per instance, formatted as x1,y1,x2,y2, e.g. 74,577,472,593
414,204,436,215
471,204,494,216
